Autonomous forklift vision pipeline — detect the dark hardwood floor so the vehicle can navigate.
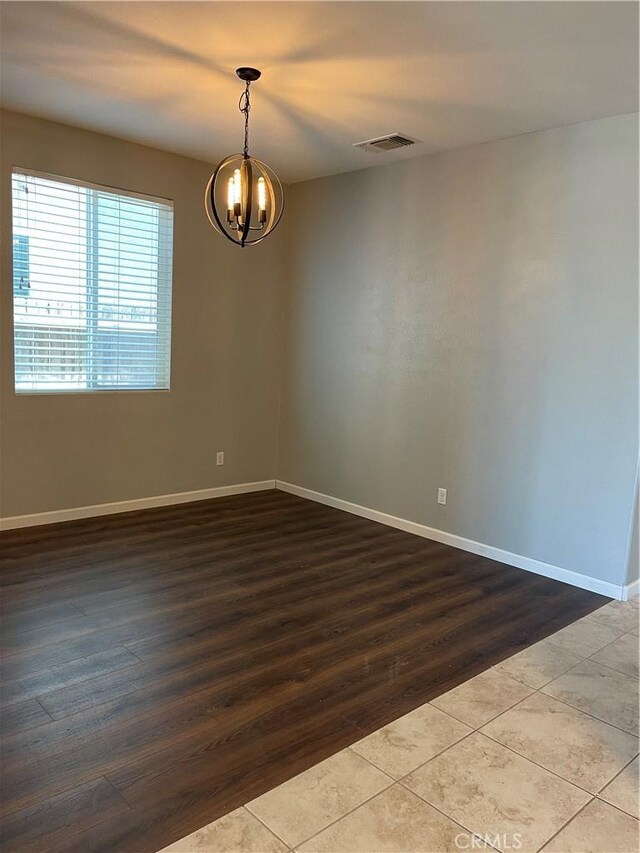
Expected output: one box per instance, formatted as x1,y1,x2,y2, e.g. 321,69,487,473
0,489,607,852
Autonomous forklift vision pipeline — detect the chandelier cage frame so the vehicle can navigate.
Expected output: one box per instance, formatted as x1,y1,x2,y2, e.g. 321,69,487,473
205,67,284,247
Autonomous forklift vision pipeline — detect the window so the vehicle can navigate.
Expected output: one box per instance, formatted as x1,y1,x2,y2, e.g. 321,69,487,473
11,169,173,393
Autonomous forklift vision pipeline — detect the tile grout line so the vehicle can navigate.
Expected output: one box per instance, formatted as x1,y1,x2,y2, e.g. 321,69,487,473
254,690,444,832
520,681,639,754
542,612,629,657
544,633,623,657
537,678,639,738
427,678,536,732
596,750,640,798
349,714,474,781
240,804,298,850
288,774,500,853
586,626,637,652
585,631,640,680
383,704,600,803
477,727,612,799
427,674,536,730
532,795,596,852
249,761,398,852
586,607,640,628
393,775,503,853
593,793,640,822
469,686,640,794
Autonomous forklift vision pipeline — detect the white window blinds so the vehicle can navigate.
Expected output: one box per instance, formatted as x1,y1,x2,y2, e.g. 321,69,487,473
11,169,173,393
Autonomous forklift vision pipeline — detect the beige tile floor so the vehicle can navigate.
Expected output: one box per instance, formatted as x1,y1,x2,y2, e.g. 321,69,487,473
159,596,639,853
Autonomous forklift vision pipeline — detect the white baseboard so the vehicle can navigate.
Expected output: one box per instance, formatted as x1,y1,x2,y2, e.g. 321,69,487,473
2,477,629,602
0,480,276,531
276,480,624,601
622,578,639,601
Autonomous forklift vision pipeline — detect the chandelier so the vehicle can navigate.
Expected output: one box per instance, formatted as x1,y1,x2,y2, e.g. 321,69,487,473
205,68,284,247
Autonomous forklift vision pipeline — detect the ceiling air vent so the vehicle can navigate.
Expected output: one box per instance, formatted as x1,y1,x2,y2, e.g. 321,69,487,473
353,133,420,153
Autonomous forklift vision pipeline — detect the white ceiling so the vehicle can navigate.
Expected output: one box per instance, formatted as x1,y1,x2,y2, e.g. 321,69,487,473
1,1,637,183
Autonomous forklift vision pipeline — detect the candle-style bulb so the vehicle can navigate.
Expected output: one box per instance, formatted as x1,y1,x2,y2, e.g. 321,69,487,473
233,168,242,218
227,176,235,221
257,177,266,210
257,176,267,223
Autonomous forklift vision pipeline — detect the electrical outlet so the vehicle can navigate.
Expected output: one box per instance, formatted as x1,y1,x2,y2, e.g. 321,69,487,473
216,451,224,466
437,487,447,505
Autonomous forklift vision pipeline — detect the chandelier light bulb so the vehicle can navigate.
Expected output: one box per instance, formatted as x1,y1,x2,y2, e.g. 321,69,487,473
257,176,267,223
226,177,235,221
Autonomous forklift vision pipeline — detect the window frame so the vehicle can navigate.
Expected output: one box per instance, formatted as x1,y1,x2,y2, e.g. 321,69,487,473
10,167,175,396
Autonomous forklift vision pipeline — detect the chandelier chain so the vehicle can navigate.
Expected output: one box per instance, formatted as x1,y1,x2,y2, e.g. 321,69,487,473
239,81,251,158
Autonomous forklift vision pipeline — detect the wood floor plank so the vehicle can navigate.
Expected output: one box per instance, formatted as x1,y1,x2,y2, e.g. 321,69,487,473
0,698,51,737
1,694,223,817
1,631,139,684
35,553,482,720
1,647,140,707
0,601,84,633
0,489,606,852
1,587,247,684
0,777,131,853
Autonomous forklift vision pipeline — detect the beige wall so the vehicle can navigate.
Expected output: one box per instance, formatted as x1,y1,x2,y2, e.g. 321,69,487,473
0,110,287,516
278,114,639,587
